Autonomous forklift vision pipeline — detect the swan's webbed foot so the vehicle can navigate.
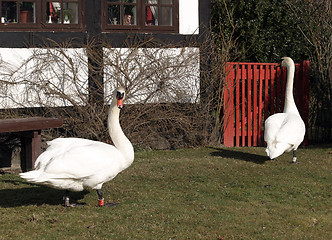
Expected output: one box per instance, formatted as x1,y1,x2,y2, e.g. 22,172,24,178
64,202,85,207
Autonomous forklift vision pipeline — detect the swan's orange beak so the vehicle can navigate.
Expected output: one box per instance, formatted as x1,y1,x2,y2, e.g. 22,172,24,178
116,91,125,109
117,99,123,109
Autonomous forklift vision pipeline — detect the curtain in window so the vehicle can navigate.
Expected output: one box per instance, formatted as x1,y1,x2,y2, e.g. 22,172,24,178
146,0,157,25
49,2,61,22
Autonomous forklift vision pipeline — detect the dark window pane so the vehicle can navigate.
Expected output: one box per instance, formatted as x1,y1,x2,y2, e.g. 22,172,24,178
108,4,120,24
160,6,171,26
64,3,78,24
123,5,136,25
1,1,17,23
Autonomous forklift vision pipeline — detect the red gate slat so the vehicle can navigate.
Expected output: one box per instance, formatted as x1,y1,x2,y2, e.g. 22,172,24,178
247,65,252,146
235,64,241,147
294,63,301,114
276,67,281,113
263,65,270,146
281,67,287,112
258,65,264,145
223,63,235,147
253,65,258,146
270,65,276,115
264,65,270,121
301,61,310,145
241,64,246,146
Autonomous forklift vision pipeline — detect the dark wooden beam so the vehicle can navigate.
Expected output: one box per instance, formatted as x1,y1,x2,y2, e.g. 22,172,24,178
85,0,104,105
0,117,63,133
0,117,63,171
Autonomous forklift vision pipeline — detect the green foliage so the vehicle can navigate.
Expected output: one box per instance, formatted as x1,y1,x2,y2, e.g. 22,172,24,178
212,0,311,62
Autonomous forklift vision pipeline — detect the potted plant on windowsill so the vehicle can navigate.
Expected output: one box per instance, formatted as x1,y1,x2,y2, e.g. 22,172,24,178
63,8,72,24
20,2,34,23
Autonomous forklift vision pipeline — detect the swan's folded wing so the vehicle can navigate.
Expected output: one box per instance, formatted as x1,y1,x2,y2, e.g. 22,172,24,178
34,138,98,169
42,142,124,180
264,113,286,141
275,114,305,145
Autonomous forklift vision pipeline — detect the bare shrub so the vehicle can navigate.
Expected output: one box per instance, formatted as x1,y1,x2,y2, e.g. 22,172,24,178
0,34,234,149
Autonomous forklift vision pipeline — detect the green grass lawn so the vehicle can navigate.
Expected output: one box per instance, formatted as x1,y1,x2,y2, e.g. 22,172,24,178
0,146,331,239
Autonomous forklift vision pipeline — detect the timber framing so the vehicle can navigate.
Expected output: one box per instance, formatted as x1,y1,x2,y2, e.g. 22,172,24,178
0,0,211,48
0,0,210,104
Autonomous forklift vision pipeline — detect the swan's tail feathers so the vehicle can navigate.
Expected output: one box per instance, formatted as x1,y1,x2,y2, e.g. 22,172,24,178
266,141,291,160
20,171,85,191
19,170,42,182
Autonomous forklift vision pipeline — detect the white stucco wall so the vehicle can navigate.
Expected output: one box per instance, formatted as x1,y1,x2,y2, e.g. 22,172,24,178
0,46,200,108
0,1,201,108
103,47,200,104
179,0,199,35
0,48,88,108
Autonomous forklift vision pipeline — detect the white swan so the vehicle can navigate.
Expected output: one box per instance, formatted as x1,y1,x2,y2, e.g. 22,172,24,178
264,57,305,163
20,87,134,207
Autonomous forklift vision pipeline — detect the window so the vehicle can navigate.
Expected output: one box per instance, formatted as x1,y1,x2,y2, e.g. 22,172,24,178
0,0,84,30
46,1,79,25
1,1,36,24
0,0,178,32
102,0,178,32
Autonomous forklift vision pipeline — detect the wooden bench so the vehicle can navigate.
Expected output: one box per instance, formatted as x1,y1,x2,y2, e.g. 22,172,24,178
0,117,63,172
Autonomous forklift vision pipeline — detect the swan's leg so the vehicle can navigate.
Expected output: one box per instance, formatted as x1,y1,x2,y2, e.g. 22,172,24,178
63,190,83,207
63,190,73,207
292,150,297,163
96,189,118,207
97,189,104,207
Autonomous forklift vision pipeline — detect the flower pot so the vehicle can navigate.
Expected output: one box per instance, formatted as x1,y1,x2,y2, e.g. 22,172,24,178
20,10,33,23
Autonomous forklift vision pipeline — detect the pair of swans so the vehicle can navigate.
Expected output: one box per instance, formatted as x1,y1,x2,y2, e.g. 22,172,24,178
19,57,305,207
20,87,134,207
264,57,306,163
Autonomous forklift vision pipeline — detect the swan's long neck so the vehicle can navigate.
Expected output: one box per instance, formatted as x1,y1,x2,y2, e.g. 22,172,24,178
108,100,134,169
283,63,300,115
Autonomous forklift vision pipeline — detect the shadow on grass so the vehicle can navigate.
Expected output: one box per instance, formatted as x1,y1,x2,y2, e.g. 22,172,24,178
0,178,88,208
210,147,268,164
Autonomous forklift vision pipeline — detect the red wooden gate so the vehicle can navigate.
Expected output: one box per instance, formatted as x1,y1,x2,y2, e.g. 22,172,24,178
223,61,309,147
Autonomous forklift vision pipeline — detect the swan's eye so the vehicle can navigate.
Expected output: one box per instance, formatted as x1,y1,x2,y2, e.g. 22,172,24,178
117,92,124,100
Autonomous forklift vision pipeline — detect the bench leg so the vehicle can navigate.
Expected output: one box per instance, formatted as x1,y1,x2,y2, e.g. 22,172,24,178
21,131,42,172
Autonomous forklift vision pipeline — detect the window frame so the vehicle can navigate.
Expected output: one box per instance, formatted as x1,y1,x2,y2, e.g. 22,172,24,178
43,0,84,30
0,0,85,31
102,0,179,33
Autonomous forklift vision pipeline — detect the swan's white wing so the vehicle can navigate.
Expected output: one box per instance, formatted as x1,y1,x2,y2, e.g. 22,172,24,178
34,138,97,169
265,113,305,145
21,138,125,191
43,142,124,178
264,113,286,142
275,114,305,146
264,113,305,159
264,114,289,159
